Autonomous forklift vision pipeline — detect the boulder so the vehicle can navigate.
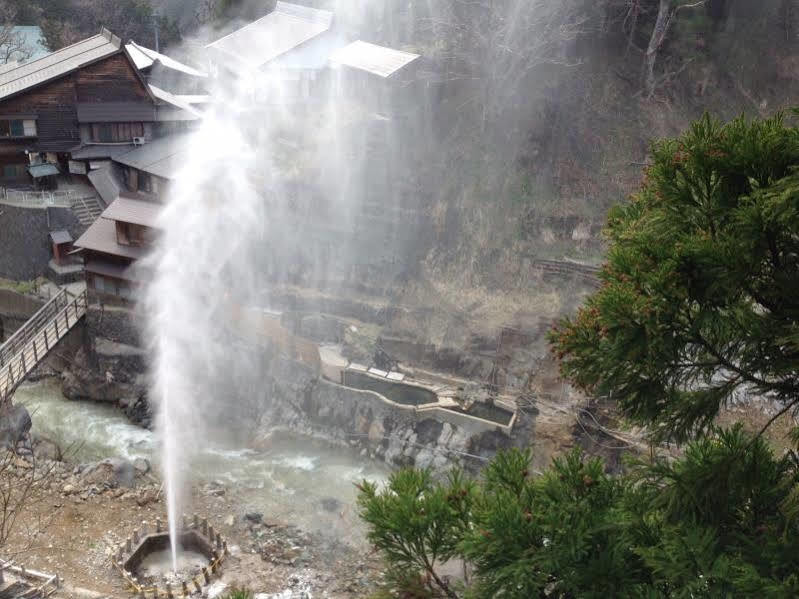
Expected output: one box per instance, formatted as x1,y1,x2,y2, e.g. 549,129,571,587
0,404,31,449
132,457,150,475
81,458,136,488
244,511,263,524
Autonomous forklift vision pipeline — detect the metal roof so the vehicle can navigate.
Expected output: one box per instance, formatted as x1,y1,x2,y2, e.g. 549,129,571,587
49,230,73,244
113,133,193,180
125,41,208,78
206,1,333,70
28,163,59,178
150,85,202,120
70,144,135,160
76,102,157,123
101,196,161,227
0,29,121,102
74,216,147,260
87,165,123,205
329,41,420,78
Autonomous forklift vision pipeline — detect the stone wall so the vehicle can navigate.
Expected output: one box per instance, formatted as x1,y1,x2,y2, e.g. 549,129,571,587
255,356,531,472
0,289,43,341
0,205,82,281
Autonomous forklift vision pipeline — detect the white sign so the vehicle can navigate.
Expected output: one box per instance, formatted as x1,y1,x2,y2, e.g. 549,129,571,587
68,160,87,175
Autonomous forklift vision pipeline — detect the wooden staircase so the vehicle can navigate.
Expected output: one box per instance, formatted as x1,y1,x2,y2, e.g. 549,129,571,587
0,289,88,403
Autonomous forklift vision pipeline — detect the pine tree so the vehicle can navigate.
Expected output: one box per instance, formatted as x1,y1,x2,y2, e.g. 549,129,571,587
551,112,799,441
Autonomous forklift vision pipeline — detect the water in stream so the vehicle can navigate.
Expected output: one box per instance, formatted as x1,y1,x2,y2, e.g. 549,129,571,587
16,379,388,546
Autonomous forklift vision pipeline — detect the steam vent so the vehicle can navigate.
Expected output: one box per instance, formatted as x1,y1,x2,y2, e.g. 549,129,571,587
113,515,228,597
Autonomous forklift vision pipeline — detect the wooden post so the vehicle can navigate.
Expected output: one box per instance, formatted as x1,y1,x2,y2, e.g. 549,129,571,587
44,328,49,350
54,317,60,338
32,339,38,362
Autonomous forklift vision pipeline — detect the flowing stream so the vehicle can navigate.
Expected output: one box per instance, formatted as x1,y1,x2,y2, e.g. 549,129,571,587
16,379,388,546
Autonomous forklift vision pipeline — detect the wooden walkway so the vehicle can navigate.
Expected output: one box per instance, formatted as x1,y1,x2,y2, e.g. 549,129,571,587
0,289,87,403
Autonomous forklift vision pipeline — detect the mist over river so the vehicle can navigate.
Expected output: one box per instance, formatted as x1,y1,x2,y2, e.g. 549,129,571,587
15,379,389,547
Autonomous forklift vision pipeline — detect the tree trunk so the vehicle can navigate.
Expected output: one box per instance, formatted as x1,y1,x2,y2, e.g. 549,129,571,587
644,0,673,98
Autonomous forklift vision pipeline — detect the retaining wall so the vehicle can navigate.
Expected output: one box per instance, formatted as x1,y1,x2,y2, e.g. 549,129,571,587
0,205,82,280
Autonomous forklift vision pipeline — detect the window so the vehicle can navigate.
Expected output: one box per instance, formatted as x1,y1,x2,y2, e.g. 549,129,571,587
0,119,35,138
93,275,120,296
2,164,26,179
139,172,153,193
90,122,144,143
117,222,153,247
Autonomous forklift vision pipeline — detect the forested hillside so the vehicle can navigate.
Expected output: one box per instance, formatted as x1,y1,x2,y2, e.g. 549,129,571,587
3,0,797,285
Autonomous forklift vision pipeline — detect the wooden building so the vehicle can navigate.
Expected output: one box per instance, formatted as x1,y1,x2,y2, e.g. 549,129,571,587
0,28,203,185
73,194,160,302
205,2,338,104
73,133,188,302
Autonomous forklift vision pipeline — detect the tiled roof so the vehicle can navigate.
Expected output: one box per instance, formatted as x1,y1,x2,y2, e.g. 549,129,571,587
329,41,420,78
206,1,333,70
74,216,148,260
87,165,124,204
0,29,121,102
113,133,193,180
101,196,161,228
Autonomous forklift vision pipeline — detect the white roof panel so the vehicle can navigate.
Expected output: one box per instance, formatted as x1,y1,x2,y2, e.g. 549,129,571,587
150,84,203,120
330,41,419,78
206,1,333,70
126,42,208,78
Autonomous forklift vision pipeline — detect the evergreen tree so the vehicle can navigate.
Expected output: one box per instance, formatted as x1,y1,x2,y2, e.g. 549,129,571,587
359,111,799,597
551,112,799,441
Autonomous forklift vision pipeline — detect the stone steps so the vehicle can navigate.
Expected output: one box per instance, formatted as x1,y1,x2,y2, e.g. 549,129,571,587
71,195,104,225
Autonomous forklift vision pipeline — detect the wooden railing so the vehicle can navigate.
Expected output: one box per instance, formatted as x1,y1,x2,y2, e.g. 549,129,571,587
0,289,88,402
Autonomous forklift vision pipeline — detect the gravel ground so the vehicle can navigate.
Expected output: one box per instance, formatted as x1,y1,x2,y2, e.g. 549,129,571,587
5,456,384,599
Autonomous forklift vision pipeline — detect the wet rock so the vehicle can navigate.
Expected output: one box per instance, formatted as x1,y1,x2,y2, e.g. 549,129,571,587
82,458,136,488
132,457,150,475
244,512,263,524
136,488,158,506
0,404,31,449
32,435,63,461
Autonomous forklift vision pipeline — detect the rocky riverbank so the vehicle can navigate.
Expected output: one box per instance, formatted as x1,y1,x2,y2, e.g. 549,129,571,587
4,441,385,598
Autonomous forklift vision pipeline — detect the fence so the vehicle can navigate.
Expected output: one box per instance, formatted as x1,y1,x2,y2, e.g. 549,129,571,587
0,187,76,209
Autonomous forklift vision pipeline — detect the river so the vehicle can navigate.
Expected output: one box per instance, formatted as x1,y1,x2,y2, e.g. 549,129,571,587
15,378,389,546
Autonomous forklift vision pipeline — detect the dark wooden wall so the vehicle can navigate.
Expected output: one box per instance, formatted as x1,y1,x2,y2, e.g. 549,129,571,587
0,77,79,153
75,54,150,103
0,52,153,158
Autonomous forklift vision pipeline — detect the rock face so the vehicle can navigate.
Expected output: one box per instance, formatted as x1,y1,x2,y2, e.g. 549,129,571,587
248,356,530,472
0,404,32,448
